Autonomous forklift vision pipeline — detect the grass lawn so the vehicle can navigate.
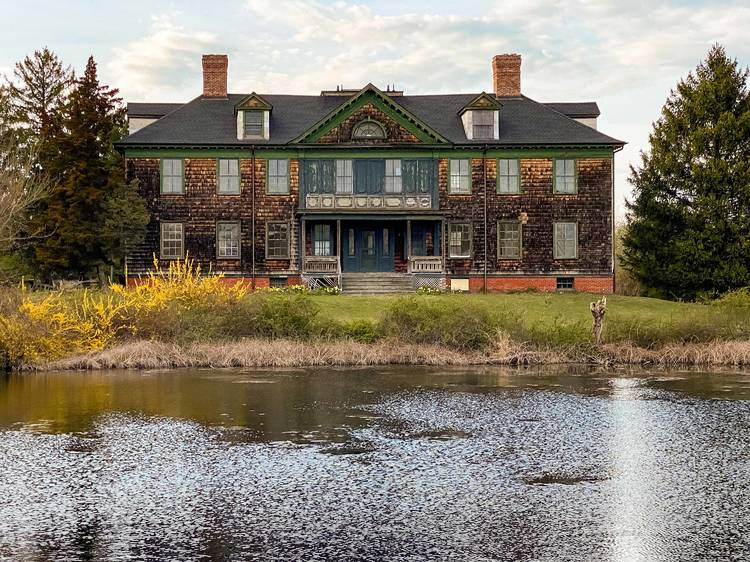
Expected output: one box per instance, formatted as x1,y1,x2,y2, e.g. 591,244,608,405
311,292,714,326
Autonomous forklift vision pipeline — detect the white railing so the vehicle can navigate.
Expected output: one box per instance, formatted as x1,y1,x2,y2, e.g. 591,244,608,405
303,256,339,273
408,256,444,273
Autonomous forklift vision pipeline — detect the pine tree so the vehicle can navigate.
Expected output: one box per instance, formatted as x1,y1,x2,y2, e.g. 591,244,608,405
6,47,73,144
31,56,147,280
622,45,750,300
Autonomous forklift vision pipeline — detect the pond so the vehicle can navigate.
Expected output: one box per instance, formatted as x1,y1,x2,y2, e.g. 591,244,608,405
1,367,749,561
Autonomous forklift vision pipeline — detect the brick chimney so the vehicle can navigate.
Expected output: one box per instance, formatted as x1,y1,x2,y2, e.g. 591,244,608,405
202,54,228,98
492,54,521,98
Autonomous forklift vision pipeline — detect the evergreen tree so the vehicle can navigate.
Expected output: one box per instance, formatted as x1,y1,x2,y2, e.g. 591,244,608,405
622,45,750,299
6,47,73,147
31,56,147,280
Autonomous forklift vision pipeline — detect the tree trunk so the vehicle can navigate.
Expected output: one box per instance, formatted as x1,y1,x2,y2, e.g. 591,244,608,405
590,296,607,344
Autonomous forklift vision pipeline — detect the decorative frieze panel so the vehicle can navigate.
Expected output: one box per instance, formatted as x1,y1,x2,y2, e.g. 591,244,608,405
305,194,433,210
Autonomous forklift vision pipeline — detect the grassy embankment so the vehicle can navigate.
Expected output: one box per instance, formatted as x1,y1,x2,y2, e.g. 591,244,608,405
2,261,750,370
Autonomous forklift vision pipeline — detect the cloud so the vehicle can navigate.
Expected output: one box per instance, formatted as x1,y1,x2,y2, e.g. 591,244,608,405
107,15,220,101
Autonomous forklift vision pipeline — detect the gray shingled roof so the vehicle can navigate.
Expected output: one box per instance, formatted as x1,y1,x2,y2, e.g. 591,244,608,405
126,102,183,118
543,102,600,118
118,91,623,147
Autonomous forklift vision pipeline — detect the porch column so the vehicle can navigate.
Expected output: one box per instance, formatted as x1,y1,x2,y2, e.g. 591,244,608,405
336,219,341,272
301,218,306,271
406,219,412,260
441,218,446,262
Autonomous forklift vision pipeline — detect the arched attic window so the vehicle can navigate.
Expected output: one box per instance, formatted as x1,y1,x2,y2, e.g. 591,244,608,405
352,119,386,140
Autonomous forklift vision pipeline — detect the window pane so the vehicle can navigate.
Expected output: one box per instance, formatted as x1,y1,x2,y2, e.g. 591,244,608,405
268,159,289,194
348,229,355,256
267,223,289,258
336,159,353,193
217,222,240,258
162,159,183,194
450,160,470,194
383,228,389,256
554,222,577,259
161,223,183,259
498,222,521,258
244,111,263,137
449,223,471,257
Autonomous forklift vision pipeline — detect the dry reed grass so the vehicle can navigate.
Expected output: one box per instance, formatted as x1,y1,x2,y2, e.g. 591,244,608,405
32,336,750,371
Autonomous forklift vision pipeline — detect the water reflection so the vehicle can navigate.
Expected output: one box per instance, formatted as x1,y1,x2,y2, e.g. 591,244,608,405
0,367,749,561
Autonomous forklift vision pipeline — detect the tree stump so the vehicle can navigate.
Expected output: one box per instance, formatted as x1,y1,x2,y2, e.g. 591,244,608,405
590,296,607,344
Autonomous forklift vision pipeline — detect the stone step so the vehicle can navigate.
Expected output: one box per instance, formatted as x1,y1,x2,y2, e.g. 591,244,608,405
341,273,414,294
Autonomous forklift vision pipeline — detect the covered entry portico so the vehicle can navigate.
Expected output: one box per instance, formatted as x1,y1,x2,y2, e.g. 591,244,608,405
300,214,444,286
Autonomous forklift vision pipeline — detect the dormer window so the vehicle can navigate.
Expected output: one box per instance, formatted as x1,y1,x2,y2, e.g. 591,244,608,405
352,119,386,140
243,111,264,139
235,93,272,141
472,110,495,140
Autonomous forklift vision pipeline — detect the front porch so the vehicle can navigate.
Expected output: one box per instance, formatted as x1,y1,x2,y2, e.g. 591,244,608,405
300,215,445,291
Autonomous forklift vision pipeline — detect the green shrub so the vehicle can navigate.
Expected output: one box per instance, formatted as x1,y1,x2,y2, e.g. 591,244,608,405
378,296,501,350
342,319,380,343
222,293,322,339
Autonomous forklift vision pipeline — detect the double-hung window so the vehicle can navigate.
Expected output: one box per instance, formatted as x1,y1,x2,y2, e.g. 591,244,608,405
216,222,240,259
217,159,240,194
497,221,521,259
161,159,183,194
335,159,353,193
384,159,402,193
554,222,578,259
554,159,577,194
313,224,332,256
472,110,494,140
449,159,471,194
243,111,263,139
497,159,520,194
449,223,472,258
160,222,184,260
266,222,290,259
267,159,289,194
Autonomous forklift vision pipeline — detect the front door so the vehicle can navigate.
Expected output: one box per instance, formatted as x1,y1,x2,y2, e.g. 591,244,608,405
343,224,396,272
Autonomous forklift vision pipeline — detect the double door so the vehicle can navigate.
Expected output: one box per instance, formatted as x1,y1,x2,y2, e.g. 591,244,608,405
342,224,395,272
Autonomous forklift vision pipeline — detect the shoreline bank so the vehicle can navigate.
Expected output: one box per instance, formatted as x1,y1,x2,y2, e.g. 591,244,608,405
25,338,750,371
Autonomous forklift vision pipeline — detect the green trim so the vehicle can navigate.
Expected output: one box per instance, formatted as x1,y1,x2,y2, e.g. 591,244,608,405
216,220,242,260
496,158,521,195
497,220,522,260
265,221,291,260
553,158,578,194
448,158,471,195
291,86,450,144
459,92,502,114
234,92,272,112
266,158,291,195
160,158,185,195
216,158,241,195
126,147,615,159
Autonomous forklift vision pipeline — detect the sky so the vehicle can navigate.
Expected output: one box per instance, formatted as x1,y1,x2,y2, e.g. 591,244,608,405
1,0,749,220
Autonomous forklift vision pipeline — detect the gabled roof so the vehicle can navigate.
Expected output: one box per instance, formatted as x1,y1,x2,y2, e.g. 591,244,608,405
543,102,600,119
126,102,183,118
118,91,623,147
291,83,449,144
234,93,272,112
458,92,502,114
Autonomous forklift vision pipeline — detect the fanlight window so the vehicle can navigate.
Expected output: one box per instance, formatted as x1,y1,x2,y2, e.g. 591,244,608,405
352,120,386,140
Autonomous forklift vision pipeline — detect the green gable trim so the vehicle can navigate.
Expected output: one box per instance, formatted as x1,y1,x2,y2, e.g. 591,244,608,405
291,85,450,144
124,147,614,159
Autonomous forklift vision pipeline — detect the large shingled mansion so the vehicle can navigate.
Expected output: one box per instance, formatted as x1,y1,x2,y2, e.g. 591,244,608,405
117,53,624,293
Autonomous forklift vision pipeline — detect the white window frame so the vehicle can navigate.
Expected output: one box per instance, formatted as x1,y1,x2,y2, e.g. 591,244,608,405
217,159,240,195
553,222,578,259
554,158,577,194
267,159,289,195
161,159,184,194
448,222,472,258
216,221,241,259
449,159,471,194
497,159,520,194
243,110,264,139
497,220,522,259
160,222,184,260
335,159,353,194
384,159,402,193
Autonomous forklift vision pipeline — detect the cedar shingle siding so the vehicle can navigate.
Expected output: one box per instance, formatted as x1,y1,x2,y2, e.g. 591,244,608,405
119,55,623,292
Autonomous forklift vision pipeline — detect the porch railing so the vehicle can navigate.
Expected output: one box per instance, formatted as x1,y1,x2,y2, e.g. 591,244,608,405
408,256,444,273
303,256,339,273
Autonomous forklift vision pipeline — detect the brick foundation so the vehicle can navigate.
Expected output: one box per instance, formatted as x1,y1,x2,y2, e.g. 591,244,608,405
460,275,613,293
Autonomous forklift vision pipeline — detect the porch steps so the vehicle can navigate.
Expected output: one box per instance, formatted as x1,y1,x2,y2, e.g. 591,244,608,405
341,273,414,294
